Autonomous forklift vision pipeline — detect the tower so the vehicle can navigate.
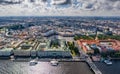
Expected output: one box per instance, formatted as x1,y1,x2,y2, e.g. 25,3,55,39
95,27,98,40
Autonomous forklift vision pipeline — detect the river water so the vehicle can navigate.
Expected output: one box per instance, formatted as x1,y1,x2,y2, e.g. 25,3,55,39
0,60,93,74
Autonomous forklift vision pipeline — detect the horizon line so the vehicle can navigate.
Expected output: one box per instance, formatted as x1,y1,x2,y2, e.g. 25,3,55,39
0,16,120,18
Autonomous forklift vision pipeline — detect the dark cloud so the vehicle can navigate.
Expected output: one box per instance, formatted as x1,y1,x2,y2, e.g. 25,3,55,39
108,0,120,2
0,0,22,4
41,0,47,2
30,0,35,2
84,4,93,9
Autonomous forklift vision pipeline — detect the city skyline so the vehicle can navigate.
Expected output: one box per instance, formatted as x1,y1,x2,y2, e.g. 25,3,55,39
0,0,120,16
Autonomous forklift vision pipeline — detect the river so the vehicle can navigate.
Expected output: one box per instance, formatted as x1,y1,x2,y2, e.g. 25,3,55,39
0,60,93,74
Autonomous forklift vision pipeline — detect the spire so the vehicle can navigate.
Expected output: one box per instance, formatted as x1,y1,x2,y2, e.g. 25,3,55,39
95,27,98,40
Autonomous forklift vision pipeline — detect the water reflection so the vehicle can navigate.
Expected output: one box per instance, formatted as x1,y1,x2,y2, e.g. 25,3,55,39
0,60,93,74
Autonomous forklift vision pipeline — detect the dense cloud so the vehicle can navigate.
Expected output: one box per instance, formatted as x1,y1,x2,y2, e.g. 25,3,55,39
0,0,120,16
0,0,22,4
51,0,71,5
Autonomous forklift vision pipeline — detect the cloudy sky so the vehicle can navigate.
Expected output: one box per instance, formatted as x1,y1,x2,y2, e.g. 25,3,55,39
0,0,120,16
